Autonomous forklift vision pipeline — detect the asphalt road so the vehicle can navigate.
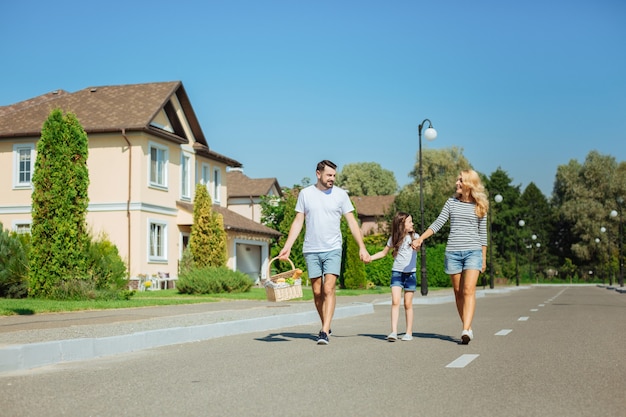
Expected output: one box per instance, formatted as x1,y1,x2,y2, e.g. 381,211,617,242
1,286,624,417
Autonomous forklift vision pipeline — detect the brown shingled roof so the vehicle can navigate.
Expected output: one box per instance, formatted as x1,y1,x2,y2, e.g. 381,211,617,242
0,81,242,168
226,170,283,198
351,195,396,216
0,81,180,137
176,201,281,238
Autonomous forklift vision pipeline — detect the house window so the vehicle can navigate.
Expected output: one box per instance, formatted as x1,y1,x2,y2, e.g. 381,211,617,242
181,152,191,200
13,144,35,188
201,163,211,186
13,222,31,235
149,143,168,188
148,220,168,261
213,167,221,203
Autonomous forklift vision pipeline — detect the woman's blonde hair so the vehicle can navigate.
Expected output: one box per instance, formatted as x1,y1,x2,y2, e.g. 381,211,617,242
457,169,489,218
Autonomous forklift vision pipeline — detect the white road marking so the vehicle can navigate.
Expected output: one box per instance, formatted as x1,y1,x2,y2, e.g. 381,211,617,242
538,304,545,307
530,308,539,312
495,329,512,336
446,354,480,368
518,316,529,321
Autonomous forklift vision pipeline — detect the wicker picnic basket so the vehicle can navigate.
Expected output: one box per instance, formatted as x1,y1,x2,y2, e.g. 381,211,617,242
264,257,303,302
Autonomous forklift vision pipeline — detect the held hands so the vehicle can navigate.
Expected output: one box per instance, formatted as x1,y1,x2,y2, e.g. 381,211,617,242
411,238,423,250
360,248,371,263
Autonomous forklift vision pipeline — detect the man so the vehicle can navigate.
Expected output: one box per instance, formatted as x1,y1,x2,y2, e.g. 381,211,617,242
278,160,371,345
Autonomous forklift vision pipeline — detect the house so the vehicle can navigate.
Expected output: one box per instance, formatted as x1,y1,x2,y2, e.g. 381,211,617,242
351,195,396,235
0,81,281,287
226,168,283,223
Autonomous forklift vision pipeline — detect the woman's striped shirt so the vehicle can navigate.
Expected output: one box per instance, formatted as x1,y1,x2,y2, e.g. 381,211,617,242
427,197,488,251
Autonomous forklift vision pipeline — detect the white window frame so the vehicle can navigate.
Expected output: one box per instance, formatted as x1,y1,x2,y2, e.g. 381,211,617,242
201,162,211,186
13,143,36,189
148,219,168,262
181,151,192,200
12,221,32,235
213,167,222,204
149,142,168,189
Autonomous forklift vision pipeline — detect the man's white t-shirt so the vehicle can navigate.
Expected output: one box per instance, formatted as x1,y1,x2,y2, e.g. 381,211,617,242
296,185,354,253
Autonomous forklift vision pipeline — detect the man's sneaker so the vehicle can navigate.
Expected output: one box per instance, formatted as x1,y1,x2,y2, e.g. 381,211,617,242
317,331,329,345
461,330,471,345
387,332,398,342
320,328,332,336
401,333,413,341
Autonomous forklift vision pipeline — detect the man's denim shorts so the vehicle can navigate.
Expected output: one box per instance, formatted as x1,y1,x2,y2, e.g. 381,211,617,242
444,250,483,274
304,249,342,279
391,271,417,291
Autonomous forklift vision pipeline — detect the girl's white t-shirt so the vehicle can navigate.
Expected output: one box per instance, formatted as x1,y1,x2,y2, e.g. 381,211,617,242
387,234,418,273
296,185,354,253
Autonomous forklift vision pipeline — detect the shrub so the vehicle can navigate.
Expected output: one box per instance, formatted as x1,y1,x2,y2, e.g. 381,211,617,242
86,235,128,291
0,225,30,298
177,266,252,294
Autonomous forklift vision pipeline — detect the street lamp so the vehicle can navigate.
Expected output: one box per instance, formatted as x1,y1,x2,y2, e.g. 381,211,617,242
611,199,624,287
418,119,437,296
489,194,503,289
600,226,610,285
529,234,537,283
516,219,525,286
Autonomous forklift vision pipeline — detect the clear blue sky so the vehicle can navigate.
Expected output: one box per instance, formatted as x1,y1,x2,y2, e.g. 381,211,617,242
2,0,624,196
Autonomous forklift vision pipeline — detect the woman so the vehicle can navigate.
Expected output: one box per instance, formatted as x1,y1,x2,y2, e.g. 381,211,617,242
414,169,489,344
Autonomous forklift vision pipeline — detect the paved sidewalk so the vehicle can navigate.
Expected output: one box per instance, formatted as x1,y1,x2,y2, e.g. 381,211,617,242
0,287,524,374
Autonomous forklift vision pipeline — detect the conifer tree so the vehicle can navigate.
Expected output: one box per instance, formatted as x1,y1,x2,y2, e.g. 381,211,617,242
29,109,90,297
340,206,367,289
188,183,227,267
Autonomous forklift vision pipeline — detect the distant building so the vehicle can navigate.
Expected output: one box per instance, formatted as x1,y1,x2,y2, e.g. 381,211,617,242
351,195,396,235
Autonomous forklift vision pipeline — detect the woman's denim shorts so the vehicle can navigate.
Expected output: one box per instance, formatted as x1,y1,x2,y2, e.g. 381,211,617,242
390,271,417,291
444,250,483,274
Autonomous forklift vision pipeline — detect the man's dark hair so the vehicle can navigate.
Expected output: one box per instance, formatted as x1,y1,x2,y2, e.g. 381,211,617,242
316,160,337,172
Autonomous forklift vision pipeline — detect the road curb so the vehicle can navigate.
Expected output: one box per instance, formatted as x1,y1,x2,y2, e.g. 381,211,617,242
0,302,374,374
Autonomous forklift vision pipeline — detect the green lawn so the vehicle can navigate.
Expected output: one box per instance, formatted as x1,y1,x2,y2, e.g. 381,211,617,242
0,286,391,316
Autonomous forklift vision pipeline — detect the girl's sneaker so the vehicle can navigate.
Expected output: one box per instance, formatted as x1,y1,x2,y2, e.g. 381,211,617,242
387,332,398,342
401,333,413,341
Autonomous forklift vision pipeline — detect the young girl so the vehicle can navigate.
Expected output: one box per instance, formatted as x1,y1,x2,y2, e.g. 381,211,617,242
370,212,419,341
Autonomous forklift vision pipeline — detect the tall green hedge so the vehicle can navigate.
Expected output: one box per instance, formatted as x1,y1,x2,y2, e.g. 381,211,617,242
188,183,227,268
29,109,90,298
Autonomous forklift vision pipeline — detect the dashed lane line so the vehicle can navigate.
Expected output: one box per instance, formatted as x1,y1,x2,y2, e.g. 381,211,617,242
495,329,512,336
446,354,480,368
518,316,529,321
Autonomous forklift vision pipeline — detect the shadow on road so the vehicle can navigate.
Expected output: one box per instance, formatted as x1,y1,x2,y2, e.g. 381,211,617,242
254,332,317,342
414,332,459,343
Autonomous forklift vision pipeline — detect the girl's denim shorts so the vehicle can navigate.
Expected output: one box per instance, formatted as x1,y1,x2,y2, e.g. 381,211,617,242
444,250,483,274
391,271,417,291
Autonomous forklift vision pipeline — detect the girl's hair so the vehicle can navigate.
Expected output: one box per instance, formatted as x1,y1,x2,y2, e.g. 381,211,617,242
457,169,489,218
390,211,414,258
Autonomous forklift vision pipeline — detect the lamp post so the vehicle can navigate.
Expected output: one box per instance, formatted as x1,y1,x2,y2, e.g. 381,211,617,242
612,198,624,287
418,119,437,296
600,226,610,285
516,219,525,286
489,194,503,289
528,234,537,283
610,211,618,287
